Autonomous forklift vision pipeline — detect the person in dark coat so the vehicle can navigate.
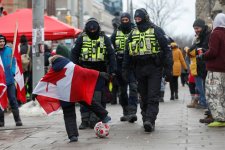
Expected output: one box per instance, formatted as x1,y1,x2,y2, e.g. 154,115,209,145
122,8,173,132
44,44,52,73
71,18,117,129
50,45,111,142
20,35,32,100
111,12,138,123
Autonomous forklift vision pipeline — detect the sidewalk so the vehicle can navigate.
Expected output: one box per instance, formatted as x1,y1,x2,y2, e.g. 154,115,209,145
1,85,225,150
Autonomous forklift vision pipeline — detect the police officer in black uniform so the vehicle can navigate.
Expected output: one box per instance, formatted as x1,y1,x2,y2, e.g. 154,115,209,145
123,8,173,132
71,18,117,129
111,12,138,123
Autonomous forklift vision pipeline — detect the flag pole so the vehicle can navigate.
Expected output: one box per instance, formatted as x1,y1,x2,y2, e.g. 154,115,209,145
11,21,18,68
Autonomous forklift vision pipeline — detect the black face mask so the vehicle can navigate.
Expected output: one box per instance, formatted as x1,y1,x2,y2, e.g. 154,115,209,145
136,22,150,32
120,23,131,32
86,31,99,40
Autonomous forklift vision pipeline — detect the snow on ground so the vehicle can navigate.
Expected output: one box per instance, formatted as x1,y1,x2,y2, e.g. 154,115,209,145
19,101,62,117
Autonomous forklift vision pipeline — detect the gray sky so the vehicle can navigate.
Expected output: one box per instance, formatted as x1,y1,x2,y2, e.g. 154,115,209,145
123,0,196,36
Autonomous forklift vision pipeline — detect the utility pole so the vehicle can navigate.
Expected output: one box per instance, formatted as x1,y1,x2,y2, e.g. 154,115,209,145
70,0,75,27
77,0,83,29
32,0,45,92
130,0,134,22
127,0,130,12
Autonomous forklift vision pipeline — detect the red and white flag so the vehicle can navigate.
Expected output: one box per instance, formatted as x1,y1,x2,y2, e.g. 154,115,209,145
0,57,8,110
33,62,99,114
13,22,26,103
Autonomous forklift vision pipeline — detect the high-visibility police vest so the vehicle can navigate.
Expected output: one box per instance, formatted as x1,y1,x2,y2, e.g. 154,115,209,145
115,30,129,54
128,28,160,56
81,33,106,61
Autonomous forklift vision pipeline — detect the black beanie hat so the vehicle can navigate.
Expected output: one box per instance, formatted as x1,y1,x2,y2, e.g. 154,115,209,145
85,18,99,31
121,12,131,22
193,19,205,28
134,8,149,22
20,35,28,44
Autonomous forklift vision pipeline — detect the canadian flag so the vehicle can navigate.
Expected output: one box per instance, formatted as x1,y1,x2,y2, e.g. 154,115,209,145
14,45,26,103
33,60,99,114
0,57,8,110
13,23,26,103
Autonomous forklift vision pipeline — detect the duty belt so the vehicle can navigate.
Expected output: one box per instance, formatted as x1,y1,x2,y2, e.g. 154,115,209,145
130,50,152,56
81,58,104,61
116,51,124,55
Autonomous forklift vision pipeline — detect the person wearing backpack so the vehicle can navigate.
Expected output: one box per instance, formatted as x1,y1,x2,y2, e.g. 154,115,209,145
19,35,32,100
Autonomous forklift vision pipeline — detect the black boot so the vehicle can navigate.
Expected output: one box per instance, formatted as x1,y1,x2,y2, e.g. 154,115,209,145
143,121,155,132
69,136,78,142
62,106,79,142
170,93,174,100
12,109,22,126
79,119,89,130
127,106,137,123
89,112,100,129
120,106,129,121
0,110,4,127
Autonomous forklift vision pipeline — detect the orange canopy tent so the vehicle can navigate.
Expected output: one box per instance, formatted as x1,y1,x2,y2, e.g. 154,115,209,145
0,9,81,42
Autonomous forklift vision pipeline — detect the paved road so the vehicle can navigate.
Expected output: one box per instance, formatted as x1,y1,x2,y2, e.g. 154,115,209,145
1,85,225,150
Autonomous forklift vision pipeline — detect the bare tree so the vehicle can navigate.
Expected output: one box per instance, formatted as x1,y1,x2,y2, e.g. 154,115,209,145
144,0,185,29
172,34,194,49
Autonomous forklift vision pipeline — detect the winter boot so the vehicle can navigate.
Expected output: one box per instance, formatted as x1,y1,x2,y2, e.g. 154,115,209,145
170,95,174,100
62,107,79,142
159,91,164,102
127,106,137,123
12,109,22,126
120,106,129,122
128,114,137,123
187,99,198,108
143,121,155,132
102,115,111,123
199,115,214,124
0,110,4,127
69,136,78,142
89,112,100,129
79,119,89,130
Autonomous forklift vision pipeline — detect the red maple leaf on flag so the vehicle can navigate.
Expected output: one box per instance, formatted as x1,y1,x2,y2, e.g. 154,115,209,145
41,68,67,85
41,68,67,92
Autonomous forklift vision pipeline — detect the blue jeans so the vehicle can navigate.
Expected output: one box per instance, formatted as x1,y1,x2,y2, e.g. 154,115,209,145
7,84,19,110
194,76,207,107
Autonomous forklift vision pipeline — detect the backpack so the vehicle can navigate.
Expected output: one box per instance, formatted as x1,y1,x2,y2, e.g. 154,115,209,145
21,45,31,72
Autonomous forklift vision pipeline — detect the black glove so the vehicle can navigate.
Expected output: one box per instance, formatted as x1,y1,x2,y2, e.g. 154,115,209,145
99,72,111,81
